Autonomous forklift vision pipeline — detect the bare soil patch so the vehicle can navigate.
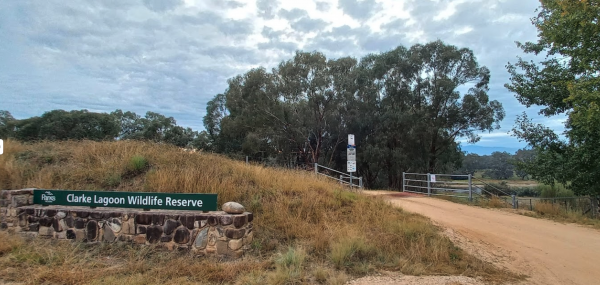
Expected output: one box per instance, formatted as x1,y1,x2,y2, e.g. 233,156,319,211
362,191,600,285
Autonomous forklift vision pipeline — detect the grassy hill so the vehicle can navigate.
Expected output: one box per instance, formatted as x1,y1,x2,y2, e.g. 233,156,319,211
0,140,513,284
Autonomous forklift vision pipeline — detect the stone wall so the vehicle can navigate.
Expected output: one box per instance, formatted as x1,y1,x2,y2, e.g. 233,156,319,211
0,189,253,258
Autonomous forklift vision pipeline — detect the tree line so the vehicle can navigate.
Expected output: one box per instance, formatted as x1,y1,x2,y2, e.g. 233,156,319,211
459,149,535,180
203,40,505,189
0,109,209,149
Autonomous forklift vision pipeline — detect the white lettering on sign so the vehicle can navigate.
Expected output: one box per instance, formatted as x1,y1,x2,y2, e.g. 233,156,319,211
165,197,204,207
41,191,55,203
67,193,91,203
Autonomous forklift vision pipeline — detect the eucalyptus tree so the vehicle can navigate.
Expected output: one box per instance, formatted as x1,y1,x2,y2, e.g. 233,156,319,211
506,0,600,195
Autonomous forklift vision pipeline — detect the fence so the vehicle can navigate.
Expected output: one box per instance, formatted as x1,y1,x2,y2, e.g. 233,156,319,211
402,172,514,207
315,163,363,189
515,196,597,218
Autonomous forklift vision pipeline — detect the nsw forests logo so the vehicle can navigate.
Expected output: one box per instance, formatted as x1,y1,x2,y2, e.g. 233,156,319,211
41,191,56,203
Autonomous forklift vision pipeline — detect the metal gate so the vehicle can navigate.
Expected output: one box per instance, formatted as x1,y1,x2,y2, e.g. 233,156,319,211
315,163,363,189
402,172,514,206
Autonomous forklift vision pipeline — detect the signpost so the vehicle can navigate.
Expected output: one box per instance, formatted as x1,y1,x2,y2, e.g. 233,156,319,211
33,189,218,211
347,134,356,188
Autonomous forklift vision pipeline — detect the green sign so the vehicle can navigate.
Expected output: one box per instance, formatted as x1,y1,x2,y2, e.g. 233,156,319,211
33,189,218,211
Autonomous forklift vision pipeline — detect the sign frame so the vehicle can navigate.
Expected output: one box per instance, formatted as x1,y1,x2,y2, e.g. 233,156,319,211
33,189,218,211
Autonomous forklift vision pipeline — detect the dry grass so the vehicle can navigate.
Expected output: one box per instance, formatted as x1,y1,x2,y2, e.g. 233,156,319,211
518,202,600,229
0,140,517,284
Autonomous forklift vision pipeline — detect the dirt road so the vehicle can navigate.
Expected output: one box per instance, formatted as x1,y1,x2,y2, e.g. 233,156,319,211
366,191,600,285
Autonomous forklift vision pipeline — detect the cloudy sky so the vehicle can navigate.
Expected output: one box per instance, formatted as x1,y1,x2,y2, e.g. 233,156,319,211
0,0,562,152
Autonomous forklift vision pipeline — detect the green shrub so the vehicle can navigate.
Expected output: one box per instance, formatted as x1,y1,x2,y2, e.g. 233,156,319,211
537,184,574,198
126,155,149,175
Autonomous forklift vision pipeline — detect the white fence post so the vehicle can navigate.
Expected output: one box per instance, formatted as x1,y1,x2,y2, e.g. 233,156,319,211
402,172,406,192
314,163,318,175
468,174,472,202
427,173,431,197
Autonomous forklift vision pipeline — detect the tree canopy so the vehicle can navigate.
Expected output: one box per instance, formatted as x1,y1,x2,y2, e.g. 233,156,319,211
506,0,600,195
205,40,505,189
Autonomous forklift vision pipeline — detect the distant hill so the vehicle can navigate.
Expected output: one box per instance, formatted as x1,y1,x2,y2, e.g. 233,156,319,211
462,145,519,155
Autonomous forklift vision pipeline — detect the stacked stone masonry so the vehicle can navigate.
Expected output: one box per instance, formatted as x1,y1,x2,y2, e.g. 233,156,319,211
0,189,253,258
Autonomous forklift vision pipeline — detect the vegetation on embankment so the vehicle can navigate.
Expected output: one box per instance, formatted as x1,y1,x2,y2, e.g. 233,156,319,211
0,140,516,284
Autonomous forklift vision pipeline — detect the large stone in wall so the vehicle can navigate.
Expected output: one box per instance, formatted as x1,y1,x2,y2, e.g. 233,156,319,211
86,220,98,241
233,215,247,228
66,229,76,240
146,225,163,244
135,214,152,225
194,228,209,249
103,225,116,242
219,215,233,226
164,219,180,235
74,218,85,229
225,228,245,239
174,227,190,244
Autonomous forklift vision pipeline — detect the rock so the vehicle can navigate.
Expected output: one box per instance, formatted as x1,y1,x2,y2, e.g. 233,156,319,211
179,215,195,230
90,212,103,219
137,225,147,234
208,230,218,247
25,208,35,215
119,235,133,242
74,218,85,229
74,210,89,218
246,212,254,223
66,229,76,239
53,219,67,232
207,216,219,226
39,226,54,236
122,219,134,235
146,225,163,244
56,211,67,219
39,217,53,227
229,239,243,251
65,216,74,228
56,231,67,239
29,223,39,232
174,227,190,244
216,240,229,255
161,235,173,242
134,235,146,244
164,219,180,235
75,229,85,241
225,228,246,239
219,215,233,226
222,202,245,214
108,219,121,233
27,216,39,223
233,215,247,228
135,214,152,225
18,214,27,227
152,214,165,225
103,225,116,242
194,228,209,249
86,220,98,241
45,209,57,217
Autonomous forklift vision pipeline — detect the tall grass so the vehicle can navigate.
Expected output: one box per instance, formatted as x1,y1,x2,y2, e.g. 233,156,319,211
0,140,516,283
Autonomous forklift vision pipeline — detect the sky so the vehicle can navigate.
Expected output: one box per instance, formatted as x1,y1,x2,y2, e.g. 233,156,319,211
0,0,565,153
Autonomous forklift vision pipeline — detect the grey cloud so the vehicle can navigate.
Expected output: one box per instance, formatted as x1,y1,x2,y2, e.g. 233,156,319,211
143,0,183,12
256,0,279,19
315,1,330,11
291,17,328,33
338,0,381,21
278,8,308,21
209,0,245,9
261,26,286,40
257,40,298,53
